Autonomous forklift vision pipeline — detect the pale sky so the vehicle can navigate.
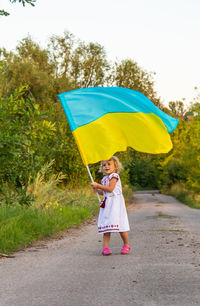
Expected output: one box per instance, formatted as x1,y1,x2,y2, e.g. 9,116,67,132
1,0,200,106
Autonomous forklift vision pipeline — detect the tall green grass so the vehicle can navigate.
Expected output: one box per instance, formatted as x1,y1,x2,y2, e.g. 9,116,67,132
0,193,98,254
167,184,200,209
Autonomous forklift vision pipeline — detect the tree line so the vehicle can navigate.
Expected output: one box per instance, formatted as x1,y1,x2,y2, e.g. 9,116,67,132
0,31,199,205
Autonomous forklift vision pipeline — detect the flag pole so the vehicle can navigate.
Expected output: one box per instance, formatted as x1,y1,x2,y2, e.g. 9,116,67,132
86,165,101,204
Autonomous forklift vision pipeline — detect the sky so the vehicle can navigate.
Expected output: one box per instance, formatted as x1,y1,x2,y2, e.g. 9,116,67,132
1,0,200,107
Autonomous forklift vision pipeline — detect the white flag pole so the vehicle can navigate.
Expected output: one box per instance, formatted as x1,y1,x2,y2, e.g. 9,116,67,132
86,165,101,204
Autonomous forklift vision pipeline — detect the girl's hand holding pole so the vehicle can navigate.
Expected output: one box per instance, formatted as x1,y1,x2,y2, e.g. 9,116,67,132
91,182,103,195
91,182,98,188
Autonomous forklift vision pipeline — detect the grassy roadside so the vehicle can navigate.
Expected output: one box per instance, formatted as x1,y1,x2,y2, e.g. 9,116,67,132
0,185,133,255
0,190,98,255
163,184,200,209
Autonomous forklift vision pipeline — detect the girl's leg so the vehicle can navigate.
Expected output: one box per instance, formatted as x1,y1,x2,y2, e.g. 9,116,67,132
103,232,111,248
120,232,130,246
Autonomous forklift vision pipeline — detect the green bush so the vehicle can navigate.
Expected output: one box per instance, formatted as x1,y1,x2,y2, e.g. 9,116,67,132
129,156,161,189
0,86,56,192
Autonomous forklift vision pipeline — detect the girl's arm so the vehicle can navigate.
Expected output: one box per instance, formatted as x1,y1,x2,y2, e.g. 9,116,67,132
91,177,117,193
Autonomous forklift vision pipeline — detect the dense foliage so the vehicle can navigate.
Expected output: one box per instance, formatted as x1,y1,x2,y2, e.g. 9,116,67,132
0,32,199,205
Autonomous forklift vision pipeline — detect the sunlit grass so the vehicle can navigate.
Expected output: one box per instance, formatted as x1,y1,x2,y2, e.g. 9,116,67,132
168,184,200,209
0,193,98,254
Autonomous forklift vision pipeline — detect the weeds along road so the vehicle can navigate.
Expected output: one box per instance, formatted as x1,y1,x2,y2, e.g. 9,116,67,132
0,191,200,306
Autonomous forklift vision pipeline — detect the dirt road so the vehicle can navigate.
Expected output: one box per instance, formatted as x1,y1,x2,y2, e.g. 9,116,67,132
0,191,200,306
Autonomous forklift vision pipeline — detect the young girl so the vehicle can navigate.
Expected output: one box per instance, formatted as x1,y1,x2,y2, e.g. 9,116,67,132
91,156,130,256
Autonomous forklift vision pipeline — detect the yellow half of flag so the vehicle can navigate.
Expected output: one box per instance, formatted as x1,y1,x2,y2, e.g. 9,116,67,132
73,112,173,165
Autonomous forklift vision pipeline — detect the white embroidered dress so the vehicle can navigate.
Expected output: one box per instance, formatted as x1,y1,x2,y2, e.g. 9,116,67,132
98,173,130,234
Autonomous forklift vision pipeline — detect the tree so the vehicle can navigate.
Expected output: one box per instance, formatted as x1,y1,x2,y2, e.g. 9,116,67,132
159,115,200,193
0,37,55,107
48,31,110,88
111,59,162,107
71,42,110,87
186,102,200,117
168,100,186,117
48,31,75,79
0,0,36,16
186,87,200,117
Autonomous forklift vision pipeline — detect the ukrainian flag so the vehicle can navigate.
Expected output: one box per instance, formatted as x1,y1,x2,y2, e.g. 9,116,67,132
58,87,178,165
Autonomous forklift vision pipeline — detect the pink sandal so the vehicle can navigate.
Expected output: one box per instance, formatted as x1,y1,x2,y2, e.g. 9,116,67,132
121,245,131,254
102,248,112,256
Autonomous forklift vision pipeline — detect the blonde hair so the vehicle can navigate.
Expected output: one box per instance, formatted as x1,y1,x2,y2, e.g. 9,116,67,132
99,156,123,174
